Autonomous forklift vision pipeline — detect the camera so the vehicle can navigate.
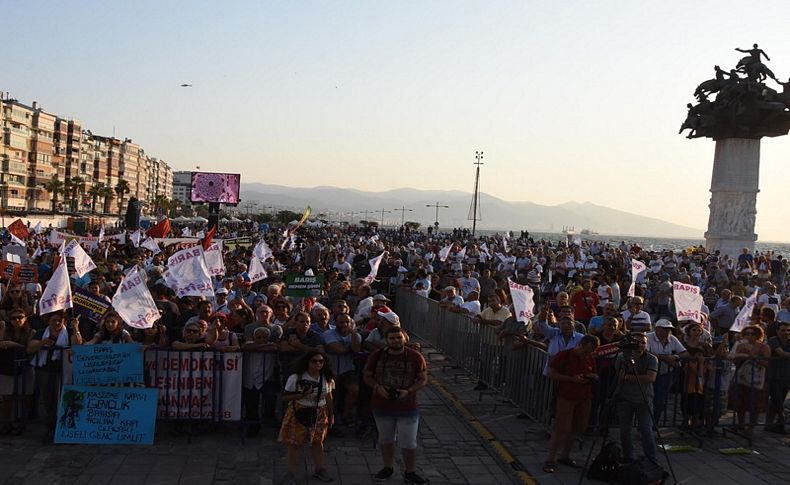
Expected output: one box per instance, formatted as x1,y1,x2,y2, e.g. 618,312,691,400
385,386,400,400
617,333,641,354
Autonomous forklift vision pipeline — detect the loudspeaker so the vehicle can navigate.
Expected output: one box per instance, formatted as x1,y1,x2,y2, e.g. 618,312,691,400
125,197,141,229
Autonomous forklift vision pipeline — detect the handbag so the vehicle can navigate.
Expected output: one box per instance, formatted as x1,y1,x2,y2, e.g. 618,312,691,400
293,373,323,428
736,359,765,390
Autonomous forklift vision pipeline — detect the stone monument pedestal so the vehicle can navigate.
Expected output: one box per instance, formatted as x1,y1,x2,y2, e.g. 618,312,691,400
704,138,759,257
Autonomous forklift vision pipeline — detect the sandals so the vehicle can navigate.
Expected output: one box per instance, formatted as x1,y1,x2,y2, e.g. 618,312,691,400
542,461,556,473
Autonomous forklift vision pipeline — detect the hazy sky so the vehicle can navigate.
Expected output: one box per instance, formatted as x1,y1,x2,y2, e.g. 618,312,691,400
5,1,790,240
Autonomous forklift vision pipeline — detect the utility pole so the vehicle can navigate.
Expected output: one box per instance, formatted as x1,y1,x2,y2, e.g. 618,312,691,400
470,150,484,236
425,201,449,231
394,206,413,226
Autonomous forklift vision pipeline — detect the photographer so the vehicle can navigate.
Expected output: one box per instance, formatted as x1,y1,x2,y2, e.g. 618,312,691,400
363,326,429,484
615,332,659,463
543,335,600,474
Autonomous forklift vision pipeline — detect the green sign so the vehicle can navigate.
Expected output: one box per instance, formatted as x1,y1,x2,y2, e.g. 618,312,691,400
284,273,324,297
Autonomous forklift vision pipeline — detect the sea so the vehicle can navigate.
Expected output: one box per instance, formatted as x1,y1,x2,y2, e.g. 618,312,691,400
474,230,790,256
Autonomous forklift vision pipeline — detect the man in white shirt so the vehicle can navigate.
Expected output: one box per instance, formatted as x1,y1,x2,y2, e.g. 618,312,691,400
458,267,481,299
647,319,687,424
758,283,781,315
621,297,652,332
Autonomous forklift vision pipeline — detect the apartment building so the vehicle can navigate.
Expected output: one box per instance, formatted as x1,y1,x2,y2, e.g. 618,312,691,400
1,94,173,215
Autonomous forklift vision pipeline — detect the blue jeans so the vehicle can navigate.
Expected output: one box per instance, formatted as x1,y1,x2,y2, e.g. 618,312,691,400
617,400,657,463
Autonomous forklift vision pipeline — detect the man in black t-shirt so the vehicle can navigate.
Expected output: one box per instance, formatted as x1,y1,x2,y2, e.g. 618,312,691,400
766,322,790,433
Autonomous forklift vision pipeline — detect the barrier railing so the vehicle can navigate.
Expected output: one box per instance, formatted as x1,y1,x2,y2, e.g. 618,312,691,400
393,288,787,444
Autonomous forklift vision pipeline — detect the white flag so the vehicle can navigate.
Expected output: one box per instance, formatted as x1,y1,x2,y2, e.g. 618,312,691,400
9,232,25,246
438,245,452,262
456,247,467,262
364,252,386,284
64,240,97,278
253,239,273,261
163,245,214,298
141,237,161,255
33,221,42,234
573,235,582,247
97,225,105,242
672,282,703,323
502,237,509,253
249,254,268,283
38,255,72,314
181,226,192,237
288,234,297,251
628,259,648,297
508,278,535,323
32,247,42,260
731,289,759,333
112,266,160,329
196,230,205,238
203,241,226,277
130,230,142,248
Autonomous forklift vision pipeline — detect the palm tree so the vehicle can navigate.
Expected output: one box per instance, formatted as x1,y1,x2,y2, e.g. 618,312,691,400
152,195,170,216
45,177,64,212
69,176,85,212
100,186,115,214
88,183,105,214
114,180,131,214
61,178,73,212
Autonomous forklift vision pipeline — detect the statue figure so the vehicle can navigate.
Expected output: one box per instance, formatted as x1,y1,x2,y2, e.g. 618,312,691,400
735,44,776,82
694,65,733,100
777,78,790,107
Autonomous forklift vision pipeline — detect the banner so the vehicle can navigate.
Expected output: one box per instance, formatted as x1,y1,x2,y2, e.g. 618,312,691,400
203,242,225,277
141,237,161,255
39,255,72,314
0,261,38,283
731,289,759,333
64,240,97,278
508,278,535,323
672,282,703,323
284,273,324,297
163,245,214,299
628,259,648,297
363,252,386,284
49,230,125,250
144,351,242,421
73,287,111,323
71,343,144,386
113,267,160,329
438,245,452,262
223,237,253,250
54,386,157,445
252,239,273,261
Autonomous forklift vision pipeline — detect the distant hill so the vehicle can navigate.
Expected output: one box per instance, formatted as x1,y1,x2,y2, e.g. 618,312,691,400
240,183,702,239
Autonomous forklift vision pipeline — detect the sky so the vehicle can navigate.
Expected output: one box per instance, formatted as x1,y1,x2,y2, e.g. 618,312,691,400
5,1,790,240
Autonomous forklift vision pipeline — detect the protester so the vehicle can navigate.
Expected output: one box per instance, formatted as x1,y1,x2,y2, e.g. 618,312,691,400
278,349,335,484
729,325,771,436
766,321,790,433
363,327,429,484
0,308,34,435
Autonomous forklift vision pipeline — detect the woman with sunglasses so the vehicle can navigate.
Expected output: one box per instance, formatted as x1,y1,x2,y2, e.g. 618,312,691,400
171,321,210,350
730,324,771,436
0,308,35,435
0,283,33,323
278,349,335,484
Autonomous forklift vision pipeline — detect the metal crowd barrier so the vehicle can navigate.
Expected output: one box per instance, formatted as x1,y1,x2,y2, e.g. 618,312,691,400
394,288,788,443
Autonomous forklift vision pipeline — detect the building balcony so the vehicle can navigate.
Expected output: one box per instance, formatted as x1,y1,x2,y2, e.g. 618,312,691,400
2,160,28,174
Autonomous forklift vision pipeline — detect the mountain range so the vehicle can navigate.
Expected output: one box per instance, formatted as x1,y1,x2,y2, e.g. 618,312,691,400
240,183,703,239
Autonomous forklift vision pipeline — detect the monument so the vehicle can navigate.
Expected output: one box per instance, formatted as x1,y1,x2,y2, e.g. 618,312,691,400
681,44,790,257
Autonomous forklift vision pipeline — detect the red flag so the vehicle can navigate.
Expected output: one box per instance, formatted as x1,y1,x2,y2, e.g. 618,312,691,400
146,218,171,238
202,224,217,250
7,219,30,240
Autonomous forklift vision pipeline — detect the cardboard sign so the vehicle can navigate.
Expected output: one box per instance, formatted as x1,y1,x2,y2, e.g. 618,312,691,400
72,287,112,323
54,386,157,445
284,273,324,297
71,343,144,386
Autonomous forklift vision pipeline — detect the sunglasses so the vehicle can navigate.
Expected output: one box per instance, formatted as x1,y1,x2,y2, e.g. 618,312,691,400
10,315,25,320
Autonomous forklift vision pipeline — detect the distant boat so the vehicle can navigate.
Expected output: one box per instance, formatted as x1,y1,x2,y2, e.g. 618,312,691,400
562,225,576,234
581,228,598,235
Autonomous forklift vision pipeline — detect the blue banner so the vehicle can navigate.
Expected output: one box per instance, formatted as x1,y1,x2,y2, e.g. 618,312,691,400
54,386,157,445
71,343,144,386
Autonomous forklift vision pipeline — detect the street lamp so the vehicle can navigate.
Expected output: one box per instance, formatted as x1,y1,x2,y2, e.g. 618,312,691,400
425,202,449,231
394,206,413,226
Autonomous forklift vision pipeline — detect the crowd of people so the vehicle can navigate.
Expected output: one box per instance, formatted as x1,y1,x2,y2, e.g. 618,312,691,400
1,219,789,482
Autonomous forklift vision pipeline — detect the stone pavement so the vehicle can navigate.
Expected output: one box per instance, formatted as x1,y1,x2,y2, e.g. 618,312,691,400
3,339,790,485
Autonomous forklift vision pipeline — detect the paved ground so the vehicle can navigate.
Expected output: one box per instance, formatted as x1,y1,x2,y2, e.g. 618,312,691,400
3,340,790,485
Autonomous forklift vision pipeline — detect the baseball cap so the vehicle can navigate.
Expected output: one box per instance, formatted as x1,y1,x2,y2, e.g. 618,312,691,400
215,288,229,295
372,294,390,302
377,311,400,326
655,319,675,329
443,286,457,292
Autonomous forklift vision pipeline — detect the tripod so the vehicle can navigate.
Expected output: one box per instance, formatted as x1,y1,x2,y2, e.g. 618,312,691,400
578,352,679,485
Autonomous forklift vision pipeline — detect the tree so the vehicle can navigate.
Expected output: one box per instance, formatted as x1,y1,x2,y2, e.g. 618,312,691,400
276,210,302,225
153,195,170,216
100,186,115,214
404,221,421,231
68,176,85,212
114,180,131,214
45,177,64,212
88,183,105,214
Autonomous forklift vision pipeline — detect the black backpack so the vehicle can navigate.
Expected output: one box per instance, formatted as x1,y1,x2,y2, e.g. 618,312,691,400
618,457,668,485
587,442,623,482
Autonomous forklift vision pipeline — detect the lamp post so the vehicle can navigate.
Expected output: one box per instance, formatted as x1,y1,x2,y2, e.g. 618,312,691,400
425,201,449,231
394,206,413,226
